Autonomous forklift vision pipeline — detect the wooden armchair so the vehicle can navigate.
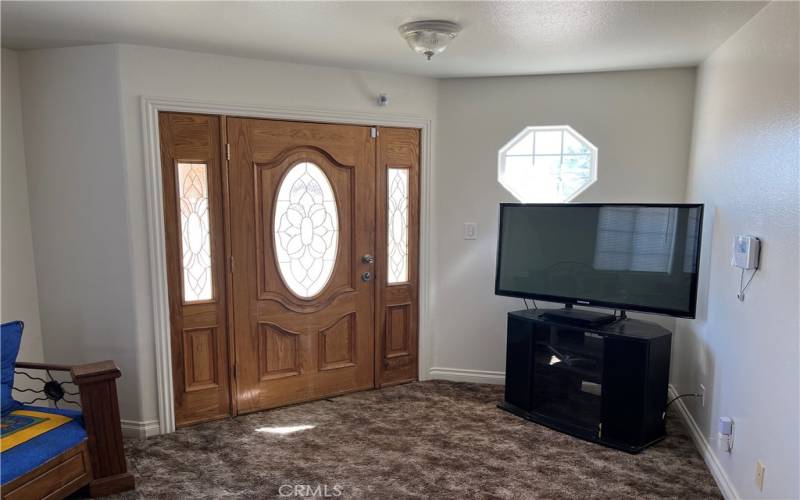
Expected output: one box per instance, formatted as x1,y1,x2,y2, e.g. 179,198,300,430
2,361,135,499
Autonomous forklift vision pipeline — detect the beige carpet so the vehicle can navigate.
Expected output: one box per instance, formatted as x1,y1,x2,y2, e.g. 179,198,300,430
105,381,720,499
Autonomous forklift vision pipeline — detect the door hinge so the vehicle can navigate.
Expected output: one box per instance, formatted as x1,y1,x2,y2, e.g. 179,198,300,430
370,127,378,139
229,255,235,273
598,422,603,439
226,143,231,160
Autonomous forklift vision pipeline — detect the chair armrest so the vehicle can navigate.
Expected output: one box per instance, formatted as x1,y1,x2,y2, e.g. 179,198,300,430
71,360,135,495
15,361,73,372
15,360,121,382
71,360,121,384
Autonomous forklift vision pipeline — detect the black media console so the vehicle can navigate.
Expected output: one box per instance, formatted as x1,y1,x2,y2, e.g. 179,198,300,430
499,309,672,453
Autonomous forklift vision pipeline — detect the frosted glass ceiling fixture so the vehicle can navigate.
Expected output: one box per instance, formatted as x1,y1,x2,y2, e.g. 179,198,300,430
399,20,461,60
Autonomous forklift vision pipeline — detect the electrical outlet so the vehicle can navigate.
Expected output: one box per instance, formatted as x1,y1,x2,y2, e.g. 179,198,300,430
699,384,706,407
718,417,734,452
755,460,765,491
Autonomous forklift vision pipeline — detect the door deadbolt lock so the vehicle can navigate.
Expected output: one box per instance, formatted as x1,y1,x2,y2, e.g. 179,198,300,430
362,254,375,264
361,272,372,282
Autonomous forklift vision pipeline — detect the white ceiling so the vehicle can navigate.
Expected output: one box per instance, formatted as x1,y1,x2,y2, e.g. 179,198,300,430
1,1,766,78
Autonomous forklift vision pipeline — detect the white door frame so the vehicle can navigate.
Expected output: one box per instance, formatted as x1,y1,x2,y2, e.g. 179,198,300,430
141,96,433,434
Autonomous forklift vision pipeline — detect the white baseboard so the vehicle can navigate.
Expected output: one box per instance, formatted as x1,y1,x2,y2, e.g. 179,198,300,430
428,367,505,385
121,419,161,439
668,385,738,500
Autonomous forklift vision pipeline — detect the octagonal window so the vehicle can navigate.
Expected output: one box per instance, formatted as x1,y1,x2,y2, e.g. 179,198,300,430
498,126,597,202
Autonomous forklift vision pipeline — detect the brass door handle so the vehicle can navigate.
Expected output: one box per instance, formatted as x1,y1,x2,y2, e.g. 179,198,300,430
362,254,375,264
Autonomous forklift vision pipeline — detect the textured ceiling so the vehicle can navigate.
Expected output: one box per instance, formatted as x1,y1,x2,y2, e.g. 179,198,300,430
1,1,766,78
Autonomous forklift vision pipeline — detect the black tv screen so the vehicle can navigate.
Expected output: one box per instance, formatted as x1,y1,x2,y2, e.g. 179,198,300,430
495,203,704,318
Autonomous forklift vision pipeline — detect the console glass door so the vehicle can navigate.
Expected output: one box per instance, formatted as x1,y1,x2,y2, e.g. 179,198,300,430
532,324,604,435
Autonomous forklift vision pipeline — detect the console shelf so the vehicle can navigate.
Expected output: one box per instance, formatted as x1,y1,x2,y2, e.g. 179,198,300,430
499,308,672,453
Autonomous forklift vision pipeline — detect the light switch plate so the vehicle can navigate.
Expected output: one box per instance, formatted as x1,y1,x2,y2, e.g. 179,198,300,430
464,223,477,240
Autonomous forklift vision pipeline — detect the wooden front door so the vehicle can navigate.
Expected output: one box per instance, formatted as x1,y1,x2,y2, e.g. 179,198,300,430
227,118,376,413
161,113,420,425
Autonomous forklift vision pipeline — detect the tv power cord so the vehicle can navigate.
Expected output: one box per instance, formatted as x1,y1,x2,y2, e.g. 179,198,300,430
522,298,539,310
662,393,702,419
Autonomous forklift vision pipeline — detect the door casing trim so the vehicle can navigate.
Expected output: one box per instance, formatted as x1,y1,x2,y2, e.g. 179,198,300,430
142,96,433,434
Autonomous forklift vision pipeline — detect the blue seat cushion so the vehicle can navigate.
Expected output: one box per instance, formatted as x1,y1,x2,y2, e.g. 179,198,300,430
1,321,24,417
1,405,87,485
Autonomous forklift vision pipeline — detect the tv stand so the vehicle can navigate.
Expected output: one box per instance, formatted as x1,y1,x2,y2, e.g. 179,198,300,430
540,305,616,327
499,309,672,453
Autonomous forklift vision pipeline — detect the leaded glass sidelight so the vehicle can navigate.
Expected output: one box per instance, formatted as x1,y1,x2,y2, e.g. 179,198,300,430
177,162,213,302
274,162,339,298
387,168,409,283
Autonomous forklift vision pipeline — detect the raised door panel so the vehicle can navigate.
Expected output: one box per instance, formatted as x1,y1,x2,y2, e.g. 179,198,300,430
258,324,301,380
319,313,356,371
182,327,219,392
385,304,410,358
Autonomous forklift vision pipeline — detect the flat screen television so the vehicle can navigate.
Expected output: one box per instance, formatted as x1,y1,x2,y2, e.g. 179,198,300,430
495,203,704,318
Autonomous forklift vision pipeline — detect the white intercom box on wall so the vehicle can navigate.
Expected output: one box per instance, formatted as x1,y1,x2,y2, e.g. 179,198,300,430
731,235,760,270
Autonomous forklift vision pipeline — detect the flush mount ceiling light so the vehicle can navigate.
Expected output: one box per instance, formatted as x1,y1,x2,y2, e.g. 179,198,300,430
399,20,461,60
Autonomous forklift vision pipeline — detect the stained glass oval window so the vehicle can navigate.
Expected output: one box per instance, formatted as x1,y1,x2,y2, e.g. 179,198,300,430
274,162,339,298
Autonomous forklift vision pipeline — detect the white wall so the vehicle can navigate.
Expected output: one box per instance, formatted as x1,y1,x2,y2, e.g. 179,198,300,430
16,43,438,425
672,2,799,499
1,49,45,368
431,68,696,378
17,45,141,419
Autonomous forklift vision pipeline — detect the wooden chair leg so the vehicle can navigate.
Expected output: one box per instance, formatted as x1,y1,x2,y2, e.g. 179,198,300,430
72,361,136,497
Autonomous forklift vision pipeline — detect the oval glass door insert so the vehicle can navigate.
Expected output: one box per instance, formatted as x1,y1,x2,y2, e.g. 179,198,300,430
274,161,339,298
